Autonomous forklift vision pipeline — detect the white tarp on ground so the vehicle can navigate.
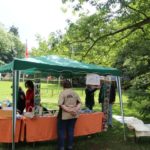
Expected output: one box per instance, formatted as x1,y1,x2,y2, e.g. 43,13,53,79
113,115,150,137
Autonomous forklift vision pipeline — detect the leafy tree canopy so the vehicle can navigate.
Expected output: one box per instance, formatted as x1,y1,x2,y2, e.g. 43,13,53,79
61,0,150,117
31,31,63,57
30,0,150,117
61,0,150,61
9,25,19,37
0,24,25,64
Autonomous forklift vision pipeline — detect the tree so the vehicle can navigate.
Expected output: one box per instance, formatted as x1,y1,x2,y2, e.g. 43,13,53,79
60,0,150,117
113,32,150,117
0,26,13,64
10,33,25,58
31,31,63,57
0,24,25,64
9,25,19,37
62,0,150,60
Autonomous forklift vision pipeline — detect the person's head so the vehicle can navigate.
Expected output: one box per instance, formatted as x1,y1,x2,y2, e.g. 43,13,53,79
19,86,23,91
25,80,34,90
61,80,72,89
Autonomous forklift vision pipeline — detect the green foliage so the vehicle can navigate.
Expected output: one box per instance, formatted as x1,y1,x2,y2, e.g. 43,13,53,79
114,32,150,117
31,0,150,117
9,25,19,37
114,34,150,78
31,31,63,57
0,24,25,64
61,0,150,118
0,26,13,63
11,33,25,58
131,73,150,90
127,89,150,118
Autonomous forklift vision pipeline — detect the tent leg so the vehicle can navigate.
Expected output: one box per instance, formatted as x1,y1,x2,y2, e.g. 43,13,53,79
57,76,61,93
116,76,126,141
23,73,25,82
12,70,19,150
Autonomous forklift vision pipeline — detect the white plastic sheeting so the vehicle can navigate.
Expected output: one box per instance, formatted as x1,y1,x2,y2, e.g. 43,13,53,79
113,115,150,137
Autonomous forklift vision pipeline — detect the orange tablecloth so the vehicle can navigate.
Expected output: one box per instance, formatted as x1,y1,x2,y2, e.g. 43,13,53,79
21,112,104,142
0,117,21,143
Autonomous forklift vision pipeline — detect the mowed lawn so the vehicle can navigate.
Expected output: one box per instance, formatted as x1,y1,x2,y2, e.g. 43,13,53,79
0,80,150,150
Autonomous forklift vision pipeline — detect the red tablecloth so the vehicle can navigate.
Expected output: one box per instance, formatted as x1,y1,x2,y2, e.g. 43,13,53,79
21,112,104,142
0,112,104,143
0,117,21,143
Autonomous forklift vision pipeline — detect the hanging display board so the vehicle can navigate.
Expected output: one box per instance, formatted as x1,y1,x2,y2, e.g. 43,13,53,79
34,79,41,115
102,78,111,131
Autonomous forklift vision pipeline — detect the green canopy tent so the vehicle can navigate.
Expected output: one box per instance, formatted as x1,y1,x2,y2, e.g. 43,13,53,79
0,55,121,76
0,55,125,149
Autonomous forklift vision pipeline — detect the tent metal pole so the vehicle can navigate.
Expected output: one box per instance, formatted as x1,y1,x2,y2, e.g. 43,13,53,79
58,76,61,92
116,76,126,141
12,70,19,150
23,73,25,83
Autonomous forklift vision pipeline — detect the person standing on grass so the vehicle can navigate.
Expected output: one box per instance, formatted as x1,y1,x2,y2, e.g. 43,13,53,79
99,80,116,128
25,80,34,112
57,80,81,150
108,81,116,127
85,85,97,110
17,87,26,114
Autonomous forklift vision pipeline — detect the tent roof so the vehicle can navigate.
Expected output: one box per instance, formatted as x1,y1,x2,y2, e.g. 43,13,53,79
0,55,121,76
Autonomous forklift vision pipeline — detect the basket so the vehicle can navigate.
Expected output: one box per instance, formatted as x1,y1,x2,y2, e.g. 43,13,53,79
24,112,34,118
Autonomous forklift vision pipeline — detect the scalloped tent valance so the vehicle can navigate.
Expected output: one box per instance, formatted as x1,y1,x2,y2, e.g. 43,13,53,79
0,55,121,77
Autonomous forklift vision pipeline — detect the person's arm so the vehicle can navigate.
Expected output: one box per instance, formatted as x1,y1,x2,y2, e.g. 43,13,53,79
74,94,82,112
75,102,81,112
58,92,74,113
60,100,81,115
60,105,72,113
60,105,78,116
88,87,97,93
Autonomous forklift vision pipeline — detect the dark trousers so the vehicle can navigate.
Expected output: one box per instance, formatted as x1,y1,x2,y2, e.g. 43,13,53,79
57,118,77,150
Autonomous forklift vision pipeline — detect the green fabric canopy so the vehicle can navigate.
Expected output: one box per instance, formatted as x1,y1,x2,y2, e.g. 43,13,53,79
0,55,121,76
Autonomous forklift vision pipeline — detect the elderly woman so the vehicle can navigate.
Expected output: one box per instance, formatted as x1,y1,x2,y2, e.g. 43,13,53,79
57,80,81,150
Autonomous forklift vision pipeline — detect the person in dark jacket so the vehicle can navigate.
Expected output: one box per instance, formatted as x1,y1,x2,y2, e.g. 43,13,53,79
17,87,26,114
85,85,97,110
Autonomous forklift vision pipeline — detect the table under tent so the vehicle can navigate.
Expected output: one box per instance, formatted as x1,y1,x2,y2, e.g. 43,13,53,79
0,55,125,150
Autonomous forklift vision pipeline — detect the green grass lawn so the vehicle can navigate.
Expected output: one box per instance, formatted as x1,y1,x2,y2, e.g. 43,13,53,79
0,81,150,150
0,80,128,109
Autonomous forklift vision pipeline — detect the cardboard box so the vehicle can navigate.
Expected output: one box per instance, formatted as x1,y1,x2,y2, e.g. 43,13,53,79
0,109,12,118
86,74,100,85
